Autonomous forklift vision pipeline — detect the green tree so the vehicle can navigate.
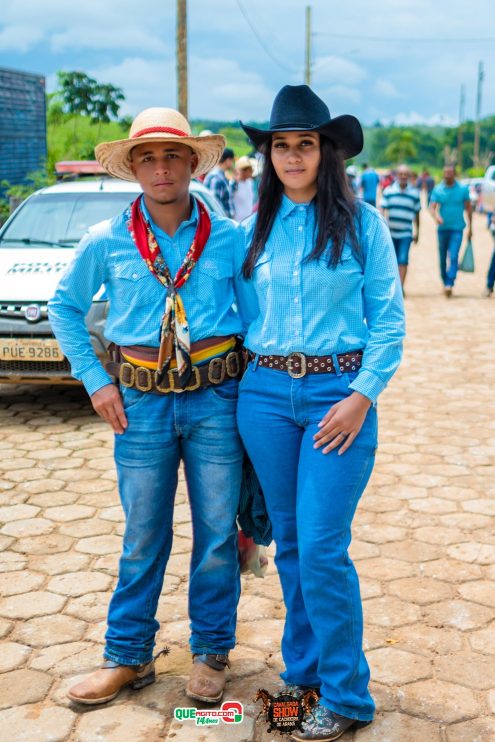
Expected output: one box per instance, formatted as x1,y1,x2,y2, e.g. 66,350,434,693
52,71,125,141
57,71,97,117
384,129,417,164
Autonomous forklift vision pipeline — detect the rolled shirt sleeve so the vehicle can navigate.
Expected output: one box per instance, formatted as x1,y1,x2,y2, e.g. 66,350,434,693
348,212,406,404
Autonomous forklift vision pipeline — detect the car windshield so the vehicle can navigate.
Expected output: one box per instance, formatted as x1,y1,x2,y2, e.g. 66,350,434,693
0,192,136,248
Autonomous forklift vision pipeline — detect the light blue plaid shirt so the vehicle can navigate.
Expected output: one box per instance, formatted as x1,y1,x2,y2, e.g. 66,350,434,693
240,196,405,403
48,198,250,396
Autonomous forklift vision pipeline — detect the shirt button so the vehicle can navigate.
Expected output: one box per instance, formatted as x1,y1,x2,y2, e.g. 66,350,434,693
132,273,138,279
293,271,299,276
298,226,303,232
294,297,299,303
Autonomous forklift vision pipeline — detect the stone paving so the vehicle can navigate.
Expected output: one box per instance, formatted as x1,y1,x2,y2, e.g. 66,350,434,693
0,211,494,741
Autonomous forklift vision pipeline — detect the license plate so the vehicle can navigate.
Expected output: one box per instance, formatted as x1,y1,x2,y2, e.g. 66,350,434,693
0,338,64,362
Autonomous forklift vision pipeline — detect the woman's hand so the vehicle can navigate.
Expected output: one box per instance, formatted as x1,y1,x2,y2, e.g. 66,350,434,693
313,391,372,455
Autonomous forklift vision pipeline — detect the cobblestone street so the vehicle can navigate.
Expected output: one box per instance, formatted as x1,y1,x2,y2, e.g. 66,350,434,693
0,211,494,741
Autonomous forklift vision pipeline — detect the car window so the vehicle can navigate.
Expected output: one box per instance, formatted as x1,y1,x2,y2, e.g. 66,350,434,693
0,192,136,248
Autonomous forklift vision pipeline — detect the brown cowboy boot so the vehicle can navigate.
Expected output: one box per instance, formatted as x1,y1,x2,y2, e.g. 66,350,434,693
67,659,156,705
185,654,230,703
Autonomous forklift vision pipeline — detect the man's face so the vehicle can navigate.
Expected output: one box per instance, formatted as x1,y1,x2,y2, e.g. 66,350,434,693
397,167,410,188
443,166,456,185
130,141,198,205
238,166,253,181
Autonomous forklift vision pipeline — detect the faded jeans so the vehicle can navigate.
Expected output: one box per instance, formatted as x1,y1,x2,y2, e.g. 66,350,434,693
104,378,243,665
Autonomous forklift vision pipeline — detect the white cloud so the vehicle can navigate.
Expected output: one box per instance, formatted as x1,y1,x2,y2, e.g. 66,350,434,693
312,56,367,87
88,55,274,121
88,58,175,116
381,111,458,127
0,24,43,52
373,79,401,99
319,84,362,107
1,0,494,124
51,28,168,55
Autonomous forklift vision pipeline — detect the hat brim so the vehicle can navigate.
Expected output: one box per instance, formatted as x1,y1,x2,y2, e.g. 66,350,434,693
240,115,363,160
95,133,226,181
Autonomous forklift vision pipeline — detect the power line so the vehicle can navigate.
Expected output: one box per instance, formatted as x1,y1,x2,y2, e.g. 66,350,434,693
235,0,298,73
315,32,495,43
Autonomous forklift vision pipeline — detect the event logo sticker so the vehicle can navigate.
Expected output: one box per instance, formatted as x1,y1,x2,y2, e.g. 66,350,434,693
254,688,318,735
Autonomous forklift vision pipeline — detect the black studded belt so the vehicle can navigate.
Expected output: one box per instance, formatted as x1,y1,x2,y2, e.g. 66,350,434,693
248,350,363,379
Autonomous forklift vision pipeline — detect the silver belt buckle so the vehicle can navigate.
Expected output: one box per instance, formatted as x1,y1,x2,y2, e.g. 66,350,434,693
286,352,307,378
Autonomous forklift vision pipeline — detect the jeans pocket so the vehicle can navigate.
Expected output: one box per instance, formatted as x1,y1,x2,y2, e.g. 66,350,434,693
120,385,147,410
209,378,239,401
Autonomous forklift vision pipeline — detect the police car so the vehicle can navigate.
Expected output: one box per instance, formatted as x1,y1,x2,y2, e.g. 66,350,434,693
0,168,225,385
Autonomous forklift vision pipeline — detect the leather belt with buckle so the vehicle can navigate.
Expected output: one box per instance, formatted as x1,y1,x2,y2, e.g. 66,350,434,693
249,350,363,378
110,350,244,394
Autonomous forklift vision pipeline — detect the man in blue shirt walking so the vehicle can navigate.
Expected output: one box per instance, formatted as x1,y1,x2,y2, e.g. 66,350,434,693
49,108,252,707
359,163,380,207
430,164,472,297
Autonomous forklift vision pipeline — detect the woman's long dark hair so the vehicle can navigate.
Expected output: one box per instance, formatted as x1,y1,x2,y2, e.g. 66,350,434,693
243,135,361,277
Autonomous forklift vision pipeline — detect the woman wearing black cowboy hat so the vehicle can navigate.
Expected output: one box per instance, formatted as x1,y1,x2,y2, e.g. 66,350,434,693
237,85,405,740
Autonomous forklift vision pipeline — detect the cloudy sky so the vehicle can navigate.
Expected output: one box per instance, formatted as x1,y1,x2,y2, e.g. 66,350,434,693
1,0,494,126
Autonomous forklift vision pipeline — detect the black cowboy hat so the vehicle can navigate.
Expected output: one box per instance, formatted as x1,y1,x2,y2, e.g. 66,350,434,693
240,85,363,160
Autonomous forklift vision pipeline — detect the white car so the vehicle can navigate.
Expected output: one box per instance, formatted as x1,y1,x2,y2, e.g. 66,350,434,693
0,177,225,385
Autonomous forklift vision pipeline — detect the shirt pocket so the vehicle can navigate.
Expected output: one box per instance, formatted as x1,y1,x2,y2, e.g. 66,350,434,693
196,257,233,281
309,246,359,302
252,252,273,290
109,262,162,307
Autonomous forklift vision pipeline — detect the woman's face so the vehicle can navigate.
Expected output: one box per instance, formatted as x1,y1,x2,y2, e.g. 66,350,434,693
270,131,321,202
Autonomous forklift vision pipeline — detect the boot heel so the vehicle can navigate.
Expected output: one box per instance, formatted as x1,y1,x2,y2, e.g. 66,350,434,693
354,720,372,730
131,670,155,690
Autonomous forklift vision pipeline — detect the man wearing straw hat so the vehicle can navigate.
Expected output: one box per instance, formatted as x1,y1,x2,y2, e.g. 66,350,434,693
49,108,253,706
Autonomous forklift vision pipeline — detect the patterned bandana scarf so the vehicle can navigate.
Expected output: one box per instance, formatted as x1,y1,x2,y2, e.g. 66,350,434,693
127,194,211,387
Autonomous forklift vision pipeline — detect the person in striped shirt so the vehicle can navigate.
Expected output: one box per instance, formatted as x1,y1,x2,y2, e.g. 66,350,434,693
381,164,421,289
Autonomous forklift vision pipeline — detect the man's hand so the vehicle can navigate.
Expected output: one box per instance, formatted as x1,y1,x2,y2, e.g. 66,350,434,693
91,384,128,434
313,391,372,455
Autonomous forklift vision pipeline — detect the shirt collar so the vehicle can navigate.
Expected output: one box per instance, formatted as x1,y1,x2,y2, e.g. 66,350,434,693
280,193,313,220
140,194,199,237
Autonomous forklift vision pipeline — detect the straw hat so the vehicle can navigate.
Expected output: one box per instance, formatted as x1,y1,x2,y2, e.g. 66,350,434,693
95,108,225,181
235,155,253,171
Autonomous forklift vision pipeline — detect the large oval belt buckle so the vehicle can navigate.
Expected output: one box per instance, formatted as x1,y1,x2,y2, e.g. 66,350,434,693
286,352,307,379
120,362,135,388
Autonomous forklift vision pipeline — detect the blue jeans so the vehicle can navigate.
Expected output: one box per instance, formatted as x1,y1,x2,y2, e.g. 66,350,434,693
392,236,412,266
438,229,463,287
487,241,495,290
104,379,243,665
237,363,377,722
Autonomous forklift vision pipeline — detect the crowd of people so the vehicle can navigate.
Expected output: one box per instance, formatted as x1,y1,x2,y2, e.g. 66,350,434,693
201,149,494,298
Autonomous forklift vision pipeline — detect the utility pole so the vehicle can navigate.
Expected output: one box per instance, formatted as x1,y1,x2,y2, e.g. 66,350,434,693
176,0,188,118
473,60,484,168
457,84,465,172
304,5,311,86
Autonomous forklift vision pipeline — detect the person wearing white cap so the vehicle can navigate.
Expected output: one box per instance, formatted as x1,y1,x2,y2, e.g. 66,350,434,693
231,155,258,222
49,107,254,706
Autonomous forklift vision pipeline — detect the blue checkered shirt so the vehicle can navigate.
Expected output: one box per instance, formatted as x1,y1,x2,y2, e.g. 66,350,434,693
48,198,251,395
240,196,405,403
204,168,234,218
